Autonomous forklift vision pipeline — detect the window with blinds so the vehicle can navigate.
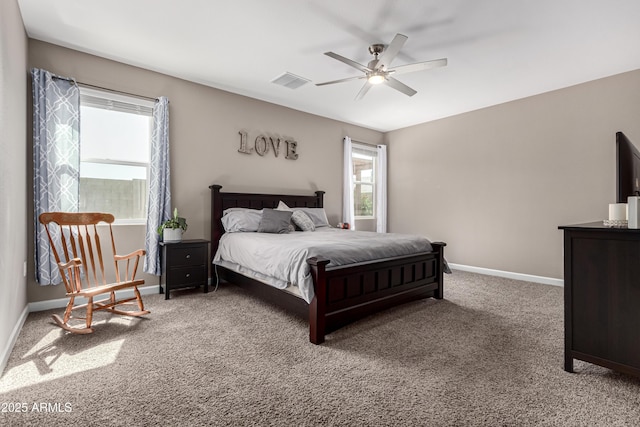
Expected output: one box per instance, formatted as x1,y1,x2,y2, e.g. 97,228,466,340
79,87,153,222
352,144,377,218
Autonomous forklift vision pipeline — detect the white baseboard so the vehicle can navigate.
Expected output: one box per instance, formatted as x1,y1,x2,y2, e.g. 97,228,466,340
448,263,564,287
28,284,161,312
1,304,29,377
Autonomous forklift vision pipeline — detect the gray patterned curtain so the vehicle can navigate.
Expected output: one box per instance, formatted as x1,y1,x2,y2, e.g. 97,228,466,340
144,97,171,275
31,68,80,285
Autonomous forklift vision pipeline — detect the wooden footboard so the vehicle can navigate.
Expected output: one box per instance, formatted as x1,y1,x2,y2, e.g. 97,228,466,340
308,243,445,344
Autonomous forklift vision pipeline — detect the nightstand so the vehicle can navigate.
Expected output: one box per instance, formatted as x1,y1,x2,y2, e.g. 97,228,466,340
159,239,210,300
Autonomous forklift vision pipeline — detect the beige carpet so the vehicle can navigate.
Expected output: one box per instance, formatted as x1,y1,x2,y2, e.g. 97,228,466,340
1,271,640,426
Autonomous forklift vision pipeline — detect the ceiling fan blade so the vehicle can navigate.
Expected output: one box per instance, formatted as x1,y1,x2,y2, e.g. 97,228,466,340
389,58,448,75
384,77,417,97
354,82,372,101
315,75,366,86
376,33,408,70
324,52,371,73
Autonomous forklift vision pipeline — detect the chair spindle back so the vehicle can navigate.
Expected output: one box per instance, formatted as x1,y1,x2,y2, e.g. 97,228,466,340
39,212,117,294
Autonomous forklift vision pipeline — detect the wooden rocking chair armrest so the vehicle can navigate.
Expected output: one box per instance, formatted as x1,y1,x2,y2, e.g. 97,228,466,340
58,258,83,270
114,249,146,261
114,249,145,282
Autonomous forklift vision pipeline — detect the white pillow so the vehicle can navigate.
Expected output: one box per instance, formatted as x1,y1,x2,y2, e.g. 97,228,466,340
223,207,259,215
221,209,262,232
275,201,289,211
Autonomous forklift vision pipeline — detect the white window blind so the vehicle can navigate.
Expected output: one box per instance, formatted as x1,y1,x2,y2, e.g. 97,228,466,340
80,87,154,115
78,87,153,222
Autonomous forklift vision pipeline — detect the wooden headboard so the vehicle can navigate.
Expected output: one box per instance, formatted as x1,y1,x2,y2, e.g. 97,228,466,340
209,184,325,258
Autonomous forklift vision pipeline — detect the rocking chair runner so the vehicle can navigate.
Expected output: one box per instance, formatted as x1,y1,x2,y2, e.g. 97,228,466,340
39,212,150,334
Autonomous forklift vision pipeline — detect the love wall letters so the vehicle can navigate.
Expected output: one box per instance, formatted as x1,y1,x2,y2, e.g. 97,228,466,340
237,131,298,160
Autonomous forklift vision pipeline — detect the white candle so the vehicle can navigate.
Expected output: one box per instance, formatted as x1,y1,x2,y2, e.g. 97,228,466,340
609,203,628,221
628,197,640,228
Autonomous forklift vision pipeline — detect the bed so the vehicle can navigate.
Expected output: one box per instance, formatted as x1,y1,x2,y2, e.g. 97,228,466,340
210,184,447,344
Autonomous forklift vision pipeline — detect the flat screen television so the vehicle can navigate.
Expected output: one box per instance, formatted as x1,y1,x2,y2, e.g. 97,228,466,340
616,131,640,203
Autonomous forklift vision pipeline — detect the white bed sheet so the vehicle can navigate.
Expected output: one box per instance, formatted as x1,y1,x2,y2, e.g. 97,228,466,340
213,228,433,303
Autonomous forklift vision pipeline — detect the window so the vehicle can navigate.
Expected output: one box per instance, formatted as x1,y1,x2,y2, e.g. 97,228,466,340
79,88,153,223
352,144,377,218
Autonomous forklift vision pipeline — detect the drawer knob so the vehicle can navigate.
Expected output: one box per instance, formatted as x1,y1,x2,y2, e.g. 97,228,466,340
185,254,191,259
185,273,190,278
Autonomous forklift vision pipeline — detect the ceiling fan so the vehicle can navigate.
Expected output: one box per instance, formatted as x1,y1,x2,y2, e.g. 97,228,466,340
316,33,447,100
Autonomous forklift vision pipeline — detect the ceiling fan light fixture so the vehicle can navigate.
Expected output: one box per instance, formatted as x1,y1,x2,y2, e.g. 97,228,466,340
317,33,447,99
368,73,385,85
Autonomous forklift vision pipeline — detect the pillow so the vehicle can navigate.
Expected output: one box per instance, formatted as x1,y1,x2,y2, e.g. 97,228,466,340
276,200,290,211
277,201,330,228
223,207,259,215
291,210,315,232
221,209,262,232
274,201,296,232
257,209,293,234
297,207,330,228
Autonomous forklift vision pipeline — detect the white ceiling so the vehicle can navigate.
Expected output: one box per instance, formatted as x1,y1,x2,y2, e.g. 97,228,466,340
17,0,640,132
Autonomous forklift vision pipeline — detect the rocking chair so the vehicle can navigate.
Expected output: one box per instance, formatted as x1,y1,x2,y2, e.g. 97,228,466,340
39,212,150,334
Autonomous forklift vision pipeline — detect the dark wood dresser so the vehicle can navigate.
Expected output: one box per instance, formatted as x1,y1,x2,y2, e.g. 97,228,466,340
559,222,640,377
159,239,210,300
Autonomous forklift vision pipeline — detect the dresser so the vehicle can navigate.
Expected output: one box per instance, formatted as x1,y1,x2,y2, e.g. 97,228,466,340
160,239,210,300
559,222,640,377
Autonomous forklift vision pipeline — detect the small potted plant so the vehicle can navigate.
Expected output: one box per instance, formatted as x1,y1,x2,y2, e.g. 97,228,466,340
158,208,188,242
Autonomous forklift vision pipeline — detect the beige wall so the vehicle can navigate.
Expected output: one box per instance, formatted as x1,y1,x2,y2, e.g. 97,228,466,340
386,69,640,279
0,0,28,371
27,40,383,303
24,34,640,303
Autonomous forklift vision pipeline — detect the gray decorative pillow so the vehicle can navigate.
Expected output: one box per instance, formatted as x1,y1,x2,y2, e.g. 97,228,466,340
275,200,295,232
257,209,293,234
291,210,315,232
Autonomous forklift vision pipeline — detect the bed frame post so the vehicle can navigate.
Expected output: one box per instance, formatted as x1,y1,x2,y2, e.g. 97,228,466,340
307,256,330,345
432,241,447,299
209,184,223,263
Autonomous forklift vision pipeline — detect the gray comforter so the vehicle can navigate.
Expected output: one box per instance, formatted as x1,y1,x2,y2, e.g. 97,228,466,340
213,228,436,303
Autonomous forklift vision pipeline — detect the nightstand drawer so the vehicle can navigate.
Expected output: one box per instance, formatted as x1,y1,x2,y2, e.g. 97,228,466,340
168,246,207,267
167,266,206,286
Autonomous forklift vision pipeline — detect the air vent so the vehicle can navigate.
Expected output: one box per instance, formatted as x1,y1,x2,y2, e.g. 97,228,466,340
271,72,310,89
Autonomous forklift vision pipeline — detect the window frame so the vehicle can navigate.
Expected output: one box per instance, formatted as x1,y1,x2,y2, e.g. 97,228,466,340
78,87,154,225
352,143,377,220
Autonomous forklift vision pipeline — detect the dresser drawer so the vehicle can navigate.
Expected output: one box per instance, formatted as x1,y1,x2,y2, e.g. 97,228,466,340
167,245,207,267
167,266,206,287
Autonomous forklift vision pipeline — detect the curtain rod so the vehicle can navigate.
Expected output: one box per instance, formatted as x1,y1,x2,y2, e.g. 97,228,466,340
351,139,384,148
52,75,158,102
